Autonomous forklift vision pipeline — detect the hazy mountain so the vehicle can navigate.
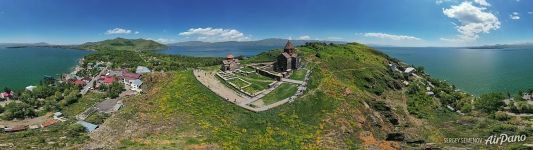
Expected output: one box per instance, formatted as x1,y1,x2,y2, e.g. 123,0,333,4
0,42,50,48
168,38,347,47
467,43,533,49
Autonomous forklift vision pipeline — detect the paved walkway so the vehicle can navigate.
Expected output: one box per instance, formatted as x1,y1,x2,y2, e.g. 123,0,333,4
81,67,108,95
281,78,305,85
194,68,312,112
193,69,248,103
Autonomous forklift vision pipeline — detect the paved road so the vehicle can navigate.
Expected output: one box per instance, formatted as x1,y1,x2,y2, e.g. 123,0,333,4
80,67,108,95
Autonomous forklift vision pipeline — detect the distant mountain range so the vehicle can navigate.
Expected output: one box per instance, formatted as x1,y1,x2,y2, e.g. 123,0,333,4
167,38,347,47
467,43,533,49
0,42,49,48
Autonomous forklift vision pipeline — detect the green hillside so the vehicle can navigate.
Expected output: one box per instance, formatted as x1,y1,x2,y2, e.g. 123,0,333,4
86,42,532,149
78,38,167,51
4,42,526,149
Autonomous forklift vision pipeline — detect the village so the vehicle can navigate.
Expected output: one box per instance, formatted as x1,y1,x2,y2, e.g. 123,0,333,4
194,40,312,112
0,59,152,133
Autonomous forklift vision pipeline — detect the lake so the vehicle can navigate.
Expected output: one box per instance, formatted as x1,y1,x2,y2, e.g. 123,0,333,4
375,47,533,95
0,47,90,90
158,46,280,57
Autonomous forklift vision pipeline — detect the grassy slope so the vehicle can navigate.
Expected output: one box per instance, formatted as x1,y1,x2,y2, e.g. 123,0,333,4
85,43,532,149
261,83,298,105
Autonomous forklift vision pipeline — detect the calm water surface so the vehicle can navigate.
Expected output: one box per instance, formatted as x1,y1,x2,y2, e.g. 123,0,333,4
159,46,279,57
0,47,90,90
376,47,533,95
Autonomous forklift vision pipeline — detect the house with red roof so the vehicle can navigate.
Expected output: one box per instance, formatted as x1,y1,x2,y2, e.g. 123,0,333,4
100,76,116,85
122,70,141,80
69,79,87,86
0,91,14,100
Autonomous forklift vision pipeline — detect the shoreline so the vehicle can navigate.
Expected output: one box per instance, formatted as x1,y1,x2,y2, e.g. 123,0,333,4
0,48,89,91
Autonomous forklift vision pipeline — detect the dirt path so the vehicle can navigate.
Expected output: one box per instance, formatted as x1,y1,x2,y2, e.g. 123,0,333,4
0,112,52,127
193,69,247,103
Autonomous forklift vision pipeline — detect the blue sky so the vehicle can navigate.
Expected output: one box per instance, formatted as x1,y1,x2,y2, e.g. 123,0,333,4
0,0,531,46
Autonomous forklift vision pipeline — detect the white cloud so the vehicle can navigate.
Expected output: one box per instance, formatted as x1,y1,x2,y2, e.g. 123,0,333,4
363,33,422,41
105,28,140,35
178,27,250,41
510,12,520,20
473,0,491,6
442,2,500,41
436,0,453,4
298,35,311,40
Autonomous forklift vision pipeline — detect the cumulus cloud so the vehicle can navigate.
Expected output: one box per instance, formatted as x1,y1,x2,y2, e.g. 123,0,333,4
473,0,491,6
364,33,422,41
510,12,520,20
178,27,250,41
105,28,137,35
442,2,500,41
298,35,311,40
436,0,453,4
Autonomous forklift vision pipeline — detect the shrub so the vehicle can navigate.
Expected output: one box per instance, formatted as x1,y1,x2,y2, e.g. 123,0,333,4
2,102,36,120
474,93,505,113
494,111,511,121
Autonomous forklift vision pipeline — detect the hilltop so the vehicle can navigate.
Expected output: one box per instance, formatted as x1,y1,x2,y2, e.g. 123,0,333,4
1,41,530,149
78,38,167,51
80,42,532,149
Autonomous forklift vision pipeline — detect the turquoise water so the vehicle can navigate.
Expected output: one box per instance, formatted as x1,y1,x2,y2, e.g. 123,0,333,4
0,47,90,90
376,47,533,95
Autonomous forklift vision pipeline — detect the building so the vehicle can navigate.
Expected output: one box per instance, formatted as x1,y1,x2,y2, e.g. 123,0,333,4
107,69,123,77
0,91,13,100
275,40,300,72
128,79,143,92
136,66,151,74
404,67,416,74
123,70,141,80
25,86,37,92
221,54,240,72
76,120,98,132
100,76,115,85
69,79,86,87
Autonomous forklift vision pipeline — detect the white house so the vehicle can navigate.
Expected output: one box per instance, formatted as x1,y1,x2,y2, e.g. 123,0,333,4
25,86,37,92
127,79,143,92
404,67,416,74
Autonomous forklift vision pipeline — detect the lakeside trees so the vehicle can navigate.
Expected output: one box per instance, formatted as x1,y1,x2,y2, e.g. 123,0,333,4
475,92,505,113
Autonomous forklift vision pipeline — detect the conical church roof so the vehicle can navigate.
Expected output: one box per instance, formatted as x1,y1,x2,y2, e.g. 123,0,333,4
284,40,294,50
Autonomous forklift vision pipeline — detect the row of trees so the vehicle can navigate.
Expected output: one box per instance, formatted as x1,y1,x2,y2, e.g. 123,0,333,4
1,82,81,120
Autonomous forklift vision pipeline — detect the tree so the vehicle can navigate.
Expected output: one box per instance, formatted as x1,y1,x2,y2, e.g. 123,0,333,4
107,81,124,98
475,92,505,113
2,102,36,120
